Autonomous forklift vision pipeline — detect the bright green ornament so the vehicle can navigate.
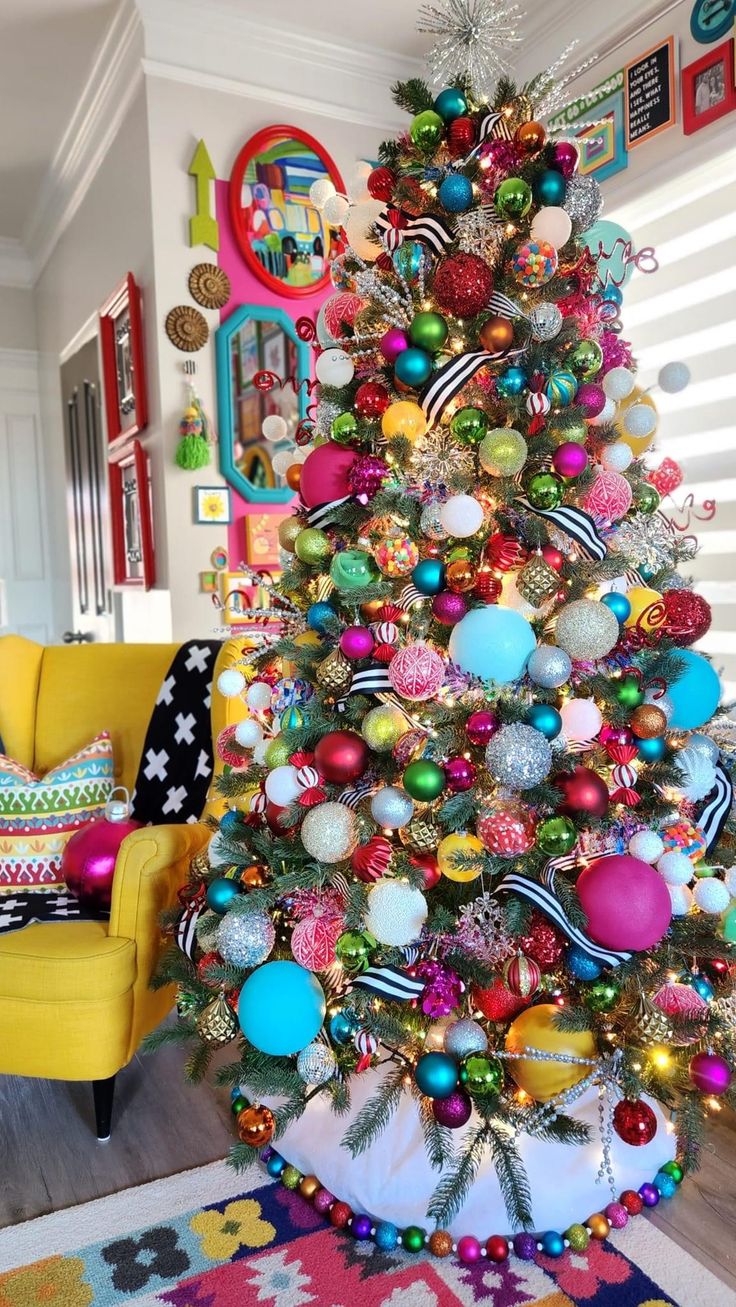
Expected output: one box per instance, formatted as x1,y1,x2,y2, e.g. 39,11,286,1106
568,339,604,379
549,420,588,446
450,406,489,445
281,704,304,730
633,481,660,514
281,1164,302,1190
661,1160,684,1183
264,736,291,768
479,427,528,477
330,549,378,590
230,1093,249,1116
584,979,620,1012
331,411,359,444
335,929,375,972
723,905,736,942
459,1054,503,1097
615,675,645,709
537,815,577,856
565,1223,590,1251
361,703,407,753
295,527,333,565
410,311,448,352
410,110,444,152
494,177,532,220
525,472,564,510
403,759,445,802
402,1225,426,1253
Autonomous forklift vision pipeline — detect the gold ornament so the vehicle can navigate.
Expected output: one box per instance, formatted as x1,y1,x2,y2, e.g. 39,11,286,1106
629,703,667,739
505,1004,596,1102
399,817,440,853
517,554,559,606
188,262,232,309
316,649,352,694
631,992,673,1045
196,992,237,1045
278,517,302,552
189,849,210,882
299,1174,321,1199
166,305,209,352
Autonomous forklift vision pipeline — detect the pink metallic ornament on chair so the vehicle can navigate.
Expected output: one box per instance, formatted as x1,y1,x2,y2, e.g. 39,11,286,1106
62,789,141,912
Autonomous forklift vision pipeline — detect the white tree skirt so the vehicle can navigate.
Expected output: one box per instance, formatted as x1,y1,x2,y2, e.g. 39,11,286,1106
265,1063,675,1237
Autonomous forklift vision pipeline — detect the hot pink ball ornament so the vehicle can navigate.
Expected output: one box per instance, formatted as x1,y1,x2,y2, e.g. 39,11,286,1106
599,723,634,748
339,626,375,660
444,756,477,792
576,382,606,417
380,327,409,363
553,442,588,478
576,854,672,952
62,790,141,912
431,591,467,625
583,469,633,522
299,442,357,508
466,709,499,745
689,1051,732,1095
552,141,578,177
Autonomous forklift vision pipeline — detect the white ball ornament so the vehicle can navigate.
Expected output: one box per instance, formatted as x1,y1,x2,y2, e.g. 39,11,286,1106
589,396,616,426
603,367,636,402
271,450,295,476
344,199,383,260
623,403,657,439
600,441,633,472
348,159,372,202
323,193,350,226
693,878,730,914
261,414,289,442
217,669,246,698
246,681,272,711
364,879,428,946
207,830,231,868
628,830,665,864
315,348,355,388
439,494,484,538
370,785,414,829
252,740,269,766
300,801,358,863
658,361,690,394
657,851,695,886
235,718,264,748
668,883,694,917
554,599,620,661
309,177,336,209
264,764,301,806
560,697,603,743
530,206,572,248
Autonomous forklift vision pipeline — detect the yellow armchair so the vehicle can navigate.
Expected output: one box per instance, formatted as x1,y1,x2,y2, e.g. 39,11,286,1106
0,635,247,1137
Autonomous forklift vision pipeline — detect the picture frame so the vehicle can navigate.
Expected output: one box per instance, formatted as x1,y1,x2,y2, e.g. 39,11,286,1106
99,273,147,450
682,39,736,134
108,439,155,588
193,485,232,524
244,511,288,568
548,72,628,182
199,571,219,593
624,36,676,148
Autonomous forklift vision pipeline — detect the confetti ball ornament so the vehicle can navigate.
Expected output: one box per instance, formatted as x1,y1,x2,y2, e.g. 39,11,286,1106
410,310,449,352
438,832,485,882
584,470,633,523
528,645,572,689
238,961,325,1056
440,494,484,538
381,400,428,443
297,1042,337,1085
330,549,378,591
667,650,722,730
365,879,428,946
415,1051,459,1099
479,428,527,477
375,533,419,576
485,724,552,790
577,855,672,951
512,239,558,287
465,709,499,745
449,606,536,683
216,910,275,968
506,1005,596,1102
438,173,474,212
433,252,494,317
477,799,537,856
433,1090,472,1128
370,785,414,830
388,643,445,701
495,177,533,219
556,766,609,819
410,108,444,152
555,599,620,661
300,802,358,863
537,814,577,856
445,1018,488,1059
552,442,588,478
689,1051,732,1095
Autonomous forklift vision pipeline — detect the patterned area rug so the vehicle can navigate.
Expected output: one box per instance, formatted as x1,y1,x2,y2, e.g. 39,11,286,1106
0,1160,732,1307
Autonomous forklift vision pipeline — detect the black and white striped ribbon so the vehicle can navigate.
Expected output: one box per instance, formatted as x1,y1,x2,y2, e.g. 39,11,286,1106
350,964,426,1002
306,495,351,530
176,900,202,960
498,859,631,968
420,348,509,425
338,778,379,809
461,110,511,161
375,208,455,255
487,290,521,318
515,496,608,562
335,663,395,714
397,583,426,611
696,761,733,853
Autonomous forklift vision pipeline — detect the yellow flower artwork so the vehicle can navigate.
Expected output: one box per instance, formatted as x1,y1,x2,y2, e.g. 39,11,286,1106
189,1198,275,1261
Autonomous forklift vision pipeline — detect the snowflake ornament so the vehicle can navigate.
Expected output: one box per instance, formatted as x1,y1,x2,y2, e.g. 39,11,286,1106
418,0,522,87
454,891,515,965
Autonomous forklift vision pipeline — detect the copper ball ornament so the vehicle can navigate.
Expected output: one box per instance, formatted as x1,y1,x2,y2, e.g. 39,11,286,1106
286,464,302,491
479,315,514,353
236,1103,276,1147
629,703,667,739
299,1174,321,1199
446,558,476,592
514,120,546,153
240,863,268,889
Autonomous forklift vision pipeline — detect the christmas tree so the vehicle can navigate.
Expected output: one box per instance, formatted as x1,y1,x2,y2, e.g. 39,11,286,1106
155,12,736,1260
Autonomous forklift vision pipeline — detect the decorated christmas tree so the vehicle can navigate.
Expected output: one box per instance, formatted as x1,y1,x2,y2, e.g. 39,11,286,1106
155,8,736,1261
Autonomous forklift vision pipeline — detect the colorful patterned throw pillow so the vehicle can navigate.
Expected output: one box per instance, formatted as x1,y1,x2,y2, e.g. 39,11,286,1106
0,733,114,891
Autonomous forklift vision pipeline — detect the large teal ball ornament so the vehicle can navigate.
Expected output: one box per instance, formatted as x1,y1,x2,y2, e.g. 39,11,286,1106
545,370,578,406
307,601,335,633
666,650,721,730
635,735,667,762
412,558,446,595
450,406,489,445
449,606,536,683
238,961,326,1055
534,169,567,206
526,472,564,510
330,549,378,590
496,365,527,397
584,219,635,290
438,173,474,213
434,87,468,121
393,241,429,285
206,876,241,914
410,311,449,352
395,346,433,388
601,592,631,623
403,759,446,802
494,177,533,219
410,109,444,152
414,1051,459,1099
527,703,562,739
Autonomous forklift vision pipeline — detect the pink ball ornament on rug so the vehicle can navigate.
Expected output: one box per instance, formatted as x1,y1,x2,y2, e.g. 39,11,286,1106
62,790,141,912
583,469,633,522
576,854,672,952
300,442,357,508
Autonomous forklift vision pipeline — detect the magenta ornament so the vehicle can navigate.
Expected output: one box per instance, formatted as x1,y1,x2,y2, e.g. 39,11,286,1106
457,1234,482,1264
552,140,578,178
689,1051,732,1095
339,626,375,660
605,1202,629,1229
347,454,389,502
444,756,477,793
576,382,606,417
62,800,141,912
465,709,499,746
432,1088,472,1128
431,591,467,626
599,724,634,749
552,441,588,478
314,1188,336,1214
300,442,356,508
380,327,409,363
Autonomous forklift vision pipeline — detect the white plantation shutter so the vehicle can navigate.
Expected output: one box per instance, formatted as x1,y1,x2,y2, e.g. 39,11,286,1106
614,147,736,700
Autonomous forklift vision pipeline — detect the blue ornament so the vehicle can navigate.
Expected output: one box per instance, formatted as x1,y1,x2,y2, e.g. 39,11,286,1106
688,974,715,1001
238,961,326,1056
541,1230,565,1257
412,557,446,595
449,605,536,684
438,173,474,213
635,735,667,762
601,284,623,306
496,365,527,397
392,240,428,285
527,703,562,739
654,1171,678,1199
375,1221,400,1251
434,87,468,121
266,1153,286,1178
545,369,578,406
567,945,602,981
219,809,241,834
534,169,567,206
667,650,721,730
307,601,335,633
329,1009,358,1045
414,1051,459,1099
601,592,631,623
206,876,241,914
395,346,433,387
639,564,656,581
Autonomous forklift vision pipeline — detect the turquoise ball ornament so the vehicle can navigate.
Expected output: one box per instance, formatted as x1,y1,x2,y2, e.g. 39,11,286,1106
601,592,631,623
206,877,241,914
330,549,378,590
393,240,428,285
307,601,335,633
601,284,623,306
434,87,468,121
541,1230,565,1257
266,1153,286,1178
496,365,527,397
636,735,667,762
545,370,578,406
238,961,326,1056
409,311,448,352
449,605,536,683
438,173,474,213
567,945,602,981
329,1008,359,1044
375,1221,400,1251
534,169,567,205
415,1051,459,1099
412,558,446,595
666,650,722,730
527,703,562,739
395,346,433,388
654,1171,678,1199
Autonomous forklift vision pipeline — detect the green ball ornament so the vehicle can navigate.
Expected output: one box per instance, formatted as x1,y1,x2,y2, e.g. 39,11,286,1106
723,905,736,942
479,427,528,477
565,1223,590,1252
615,675,645,709
205,876,241,914
661,1160,684,1183
231,1093,249,1116
494,177,532,220
633,482,660,514
335,929,375,972
264,736,292,768
415,1051,459,1099
330,411,359,444
584,979,620,1012
434,87,468,121
410,311,449,352
450,406,489,445
537,815,577,856
402,1225,426,1253
410,110,444,152
525,471,564,510
549,420,588,446
569,339,604,379
281,1164,302,1190
403,759,446,802
330,549,378,590
295,527,333,565
459,1054,503,1097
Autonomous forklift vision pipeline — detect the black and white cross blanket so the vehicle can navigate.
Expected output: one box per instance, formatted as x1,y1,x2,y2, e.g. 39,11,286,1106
0,890,107,933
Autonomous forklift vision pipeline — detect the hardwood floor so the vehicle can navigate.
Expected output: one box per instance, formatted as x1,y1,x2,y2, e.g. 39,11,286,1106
3,1044,736,1292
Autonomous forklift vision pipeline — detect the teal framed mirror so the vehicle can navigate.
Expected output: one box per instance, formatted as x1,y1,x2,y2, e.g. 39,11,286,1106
215,304,308,503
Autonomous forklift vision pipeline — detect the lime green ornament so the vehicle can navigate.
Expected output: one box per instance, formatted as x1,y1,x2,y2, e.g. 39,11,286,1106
295,527,333,565
335,929,375,971
525,471,564,510
694,863,717,878
459,1054,503,1096
722,905,736,942
281,1164,302,1190
450,406,489,445
330,549,378,590
569,339,604,379
410,110,444,152
584,979,620,1012
661,1160,684,1183
361,704,407,753
403,759,445,802
331,411,359,444
615,675,645,709
494,177,532,220
633,481,660,514
264,736,291,768
565,1223,590,1251
549,420,588,445
537,815,577,856
479,428,528,477
410,311,448,352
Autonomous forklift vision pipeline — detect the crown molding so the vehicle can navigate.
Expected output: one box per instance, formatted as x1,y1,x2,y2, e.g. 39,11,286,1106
0,238,34,289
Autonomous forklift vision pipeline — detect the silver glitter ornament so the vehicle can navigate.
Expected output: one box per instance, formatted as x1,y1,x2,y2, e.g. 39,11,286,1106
485,723,552,789
420,499,449,540
216,909,275,968
528,302,562,342
554,599,620,661
301,802,359,863
411,431,474,490
370,785,415,830
444,1017,489,1059
418,0,522,87
527,644,572,688
563,174,604,233
455,206,507,266
297,1041,337,1085
316,399,343,439
612,513,677,573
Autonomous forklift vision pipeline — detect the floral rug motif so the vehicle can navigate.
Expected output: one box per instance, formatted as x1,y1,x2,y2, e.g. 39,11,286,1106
0,1164,730,1307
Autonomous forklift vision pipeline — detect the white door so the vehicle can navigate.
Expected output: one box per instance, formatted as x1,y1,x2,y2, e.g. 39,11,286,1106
0,350,53,643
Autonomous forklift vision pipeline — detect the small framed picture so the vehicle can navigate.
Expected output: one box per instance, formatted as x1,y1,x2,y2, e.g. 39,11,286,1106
244,511,288,568
109,439,155,588
682,39,736,134
194,485,232,524
99,273,147,450
199,571,218,593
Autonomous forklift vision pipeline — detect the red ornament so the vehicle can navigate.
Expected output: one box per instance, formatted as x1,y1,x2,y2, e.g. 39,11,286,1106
555,765,609,818
661,589,712,646
367,166,396,202
373,642,397,663
351,835,393,882
483,531,528,572
541,544,565,572
196,951,224,986
266,801,300,833
354,381,390,420
503,953,541,997
314,730,369,783
477,800,537,857
620,1189,644,1216
291,911,342,971
433,253,493,318
485,1235,510,1263
465,709,499,746
329,1201,353,1228
517,910,565,968
613,1098,657,1146
409,851,442,890
473,571,502,602
647,457,683,497
388,643,445,701
448,116,476,156
472,977,529,1022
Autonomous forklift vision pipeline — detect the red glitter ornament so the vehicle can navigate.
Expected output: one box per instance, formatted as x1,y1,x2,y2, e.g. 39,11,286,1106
647,456,683,497
367,166,395,202
483,531,528,571
661,589,712,646
354,381,390,420
472,977,529,1022
351,835,393,882
448,116,476,156
433,253,493,318
620,1189,644,1215
329,1201,353,1228
477,800,537,857
613,1098,657,1146
517,910,565,968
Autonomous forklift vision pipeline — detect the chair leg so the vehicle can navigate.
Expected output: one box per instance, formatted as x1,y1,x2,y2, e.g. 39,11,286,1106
92,1075,116,1140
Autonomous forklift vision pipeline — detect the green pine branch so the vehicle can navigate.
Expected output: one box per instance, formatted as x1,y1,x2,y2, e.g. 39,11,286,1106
427,1123,491,1227
342,1063,407,1157
391,77,434,114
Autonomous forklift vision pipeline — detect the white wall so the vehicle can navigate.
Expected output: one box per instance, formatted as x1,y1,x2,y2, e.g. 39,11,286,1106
0,287,36,351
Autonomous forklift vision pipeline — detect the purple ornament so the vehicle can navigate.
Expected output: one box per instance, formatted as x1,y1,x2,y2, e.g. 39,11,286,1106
457,1235,482,1264
339,626,375,660
576,382,606,417
551,140,578,178
638,1182,660,1207
689,1051,732,1095
432,591,467,626
444,756,476,793
351,1213,373,1239
259,1146,275,1163
347,454,389,502
605,1202,628,1229
414,959,464,1017
552,441,588,478
466,709,499,746
380,327,409,363
314,1188,335,1215
513,1231,538,1260
432,1089,472,1128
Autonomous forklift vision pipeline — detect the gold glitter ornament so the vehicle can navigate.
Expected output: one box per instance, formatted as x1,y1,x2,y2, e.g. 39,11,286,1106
399,817,440,853
196,992,237,1044
632,992,673,1045
516,554,560,606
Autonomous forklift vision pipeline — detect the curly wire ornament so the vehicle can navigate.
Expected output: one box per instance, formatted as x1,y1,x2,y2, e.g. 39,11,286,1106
417,0,522,88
